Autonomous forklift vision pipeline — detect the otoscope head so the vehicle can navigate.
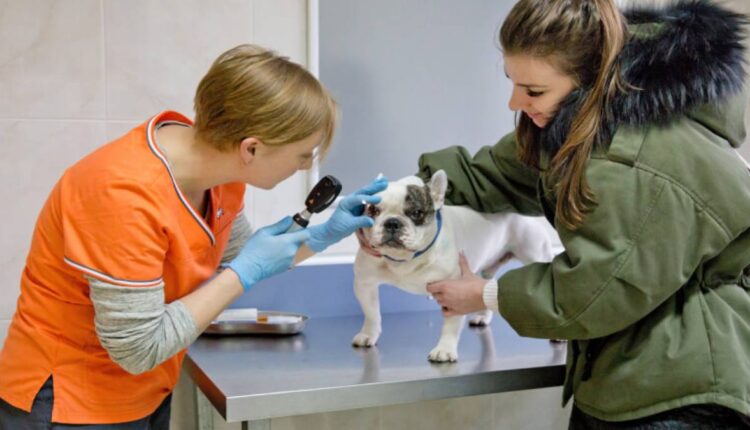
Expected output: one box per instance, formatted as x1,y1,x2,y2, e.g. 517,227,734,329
305,175,342,213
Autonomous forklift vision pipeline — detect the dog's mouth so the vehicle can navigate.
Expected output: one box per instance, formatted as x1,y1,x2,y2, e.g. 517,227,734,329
376,229,410,249
358,228,418,255
379,237,406,249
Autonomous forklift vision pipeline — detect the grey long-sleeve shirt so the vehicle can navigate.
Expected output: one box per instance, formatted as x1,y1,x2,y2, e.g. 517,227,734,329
89,212,252,375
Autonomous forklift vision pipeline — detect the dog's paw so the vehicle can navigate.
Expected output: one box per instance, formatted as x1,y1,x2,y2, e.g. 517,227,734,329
428,346,458,363
352,332,380,347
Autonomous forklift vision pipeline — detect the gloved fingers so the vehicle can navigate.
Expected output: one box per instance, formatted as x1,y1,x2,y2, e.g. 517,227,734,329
287,229,312,245
353,177,388,196
260,216,294,235
338,193,382,212
346,215,376,231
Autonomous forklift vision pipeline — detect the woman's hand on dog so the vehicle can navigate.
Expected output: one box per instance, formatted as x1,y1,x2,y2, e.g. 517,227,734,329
427,252,487,317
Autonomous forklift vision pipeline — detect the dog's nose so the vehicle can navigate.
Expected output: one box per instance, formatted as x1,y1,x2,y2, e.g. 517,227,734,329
383,218,402,232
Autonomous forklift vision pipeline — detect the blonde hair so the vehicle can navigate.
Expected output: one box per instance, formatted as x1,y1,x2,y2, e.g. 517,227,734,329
194,44,337,158
500,0,629,230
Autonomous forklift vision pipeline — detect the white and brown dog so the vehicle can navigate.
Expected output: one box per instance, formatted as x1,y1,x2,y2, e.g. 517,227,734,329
353,170,562,362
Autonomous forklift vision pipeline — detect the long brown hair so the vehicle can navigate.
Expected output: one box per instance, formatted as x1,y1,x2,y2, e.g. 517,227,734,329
500,0,629,229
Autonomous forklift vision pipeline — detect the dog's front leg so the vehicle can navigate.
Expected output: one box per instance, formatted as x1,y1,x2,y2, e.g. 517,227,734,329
428,315,465,362
352,277,382,347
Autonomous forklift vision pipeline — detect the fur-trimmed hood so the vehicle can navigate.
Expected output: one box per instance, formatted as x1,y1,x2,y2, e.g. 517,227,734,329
540,0,748,154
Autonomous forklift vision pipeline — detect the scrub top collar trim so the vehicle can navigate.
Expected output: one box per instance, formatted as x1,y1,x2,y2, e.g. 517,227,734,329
146,112,216,246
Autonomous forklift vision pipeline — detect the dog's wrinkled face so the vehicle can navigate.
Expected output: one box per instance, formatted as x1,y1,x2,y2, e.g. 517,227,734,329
362,170,447,255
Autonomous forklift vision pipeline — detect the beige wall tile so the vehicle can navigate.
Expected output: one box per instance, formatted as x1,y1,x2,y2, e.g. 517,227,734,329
0,0,104,119
380,394,493,430
252,0,308,65
106,121,141,142
0,319,10,351
103,0,254,120
0,120,106,319
246,171,309,232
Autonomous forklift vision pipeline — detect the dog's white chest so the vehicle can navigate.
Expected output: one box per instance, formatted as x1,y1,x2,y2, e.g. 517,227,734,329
379,255,459,295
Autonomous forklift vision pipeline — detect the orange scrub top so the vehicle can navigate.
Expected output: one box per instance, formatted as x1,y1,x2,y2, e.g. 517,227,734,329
0,111,246,424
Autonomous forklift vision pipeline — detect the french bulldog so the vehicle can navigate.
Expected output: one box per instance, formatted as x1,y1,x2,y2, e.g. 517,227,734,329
353,170,562,362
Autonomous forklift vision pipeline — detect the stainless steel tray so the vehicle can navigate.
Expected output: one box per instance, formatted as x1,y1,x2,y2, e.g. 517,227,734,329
204,310,308,336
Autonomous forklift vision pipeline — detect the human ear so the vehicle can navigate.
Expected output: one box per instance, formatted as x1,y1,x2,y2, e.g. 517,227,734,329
239,137,262,164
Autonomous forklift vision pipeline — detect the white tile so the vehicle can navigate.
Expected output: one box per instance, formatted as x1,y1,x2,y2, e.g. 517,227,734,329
106,121,141,142
247,171,308,230
252,0,308,65
380,394,493,430
0,319,10,351
493,387,571,430
0,120,107,319
0,0,104,119
103,0,254,120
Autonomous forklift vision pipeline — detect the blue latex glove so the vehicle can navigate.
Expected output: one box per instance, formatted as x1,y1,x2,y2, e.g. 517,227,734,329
306,177,388,252
226,216,311,291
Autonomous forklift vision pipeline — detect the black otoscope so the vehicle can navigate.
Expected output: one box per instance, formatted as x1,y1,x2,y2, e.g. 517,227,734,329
287,175,343,233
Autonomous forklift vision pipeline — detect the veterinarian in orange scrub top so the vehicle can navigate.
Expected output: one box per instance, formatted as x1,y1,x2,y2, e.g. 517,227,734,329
0,44,386,429
418,0,750,428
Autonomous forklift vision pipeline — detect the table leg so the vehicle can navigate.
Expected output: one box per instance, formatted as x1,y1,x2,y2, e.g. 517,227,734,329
194,385,214,430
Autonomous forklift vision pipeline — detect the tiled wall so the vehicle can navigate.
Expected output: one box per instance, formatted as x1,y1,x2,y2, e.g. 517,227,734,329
0,0,309,350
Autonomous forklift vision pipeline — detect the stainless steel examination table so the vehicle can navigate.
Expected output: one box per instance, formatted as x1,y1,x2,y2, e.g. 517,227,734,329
185,310,567,430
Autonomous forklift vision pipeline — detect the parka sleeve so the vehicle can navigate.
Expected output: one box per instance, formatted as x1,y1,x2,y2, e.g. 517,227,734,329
497,157,733,340
417,132,543,215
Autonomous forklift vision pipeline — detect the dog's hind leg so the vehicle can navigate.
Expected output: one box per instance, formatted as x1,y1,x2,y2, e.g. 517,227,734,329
479,252,513,279
352,277,382,347
469,309,494,326
428,315,465,362
470,253,512,326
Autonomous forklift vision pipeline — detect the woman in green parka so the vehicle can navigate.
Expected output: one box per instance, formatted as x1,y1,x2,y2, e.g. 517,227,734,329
419,0,750,427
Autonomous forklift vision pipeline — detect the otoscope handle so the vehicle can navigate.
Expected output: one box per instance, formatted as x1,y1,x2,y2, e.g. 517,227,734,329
286,175,342,264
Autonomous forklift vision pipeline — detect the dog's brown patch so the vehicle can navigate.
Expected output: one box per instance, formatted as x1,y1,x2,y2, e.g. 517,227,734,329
404,185,435,226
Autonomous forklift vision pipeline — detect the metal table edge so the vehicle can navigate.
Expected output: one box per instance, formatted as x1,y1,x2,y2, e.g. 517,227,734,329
218,364,566,423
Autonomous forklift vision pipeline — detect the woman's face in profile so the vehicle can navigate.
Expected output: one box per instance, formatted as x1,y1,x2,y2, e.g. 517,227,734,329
503,54,576,128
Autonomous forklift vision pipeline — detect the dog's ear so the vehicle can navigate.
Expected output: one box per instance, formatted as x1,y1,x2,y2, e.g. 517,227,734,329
427,170,448,210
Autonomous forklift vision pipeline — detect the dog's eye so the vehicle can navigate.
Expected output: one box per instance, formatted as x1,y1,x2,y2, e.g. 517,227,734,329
366,205,380,217
407,209,424,220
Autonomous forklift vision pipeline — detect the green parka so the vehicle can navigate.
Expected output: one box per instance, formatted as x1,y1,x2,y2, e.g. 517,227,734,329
418,1,750,422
